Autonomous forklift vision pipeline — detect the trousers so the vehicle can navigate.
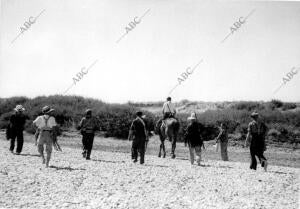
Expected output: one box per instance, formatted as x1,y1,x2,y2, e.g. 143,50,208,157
37,131,53,166
82,133,95,159
250,146,267,170
10,130,24,153
131,140,146,164
188,145,202,165
220,141,229,161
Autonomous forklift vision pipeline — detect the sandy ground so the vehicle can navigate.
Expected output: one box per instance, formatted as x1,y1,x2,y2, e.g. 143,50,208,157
0,137,299,209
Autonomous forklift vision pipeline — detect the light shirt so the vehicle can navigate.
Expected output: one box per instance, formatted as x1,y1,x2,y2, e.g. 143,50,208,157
33,115,57,130
162,101,176,114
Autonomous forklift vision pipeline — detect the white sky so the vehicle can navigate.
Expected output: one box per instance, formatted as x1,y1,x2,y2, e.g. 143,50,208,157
0,0,299,103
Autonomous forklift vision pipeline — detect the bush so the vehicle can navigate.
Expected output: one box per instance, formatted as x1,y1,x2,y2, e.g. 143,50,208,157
0,95,156,139
282,102,297,111
230,101,264,111
270,99,283,109
0,97,29,116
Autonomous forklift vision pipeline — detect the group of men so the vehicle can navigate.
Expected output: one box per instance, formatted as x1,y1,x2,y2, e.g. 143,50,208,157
5,97,268,171
6,105,57,167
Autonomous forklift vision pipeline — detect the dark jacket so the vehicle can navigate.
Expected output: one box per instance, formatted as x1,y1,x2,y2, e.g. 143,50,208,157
9,113,29,132
78,116,100,134
129,117,147,141
184,121,203,147
248,121,267,150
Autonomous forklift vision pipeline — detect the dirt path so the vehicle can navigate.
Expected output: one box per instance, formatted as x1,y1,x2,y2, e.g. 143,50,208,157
0,138,299,209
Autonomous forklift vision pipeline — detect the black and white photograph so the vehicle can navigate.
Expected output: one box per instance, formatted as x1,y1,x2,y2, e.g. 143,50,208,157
0,0,299,208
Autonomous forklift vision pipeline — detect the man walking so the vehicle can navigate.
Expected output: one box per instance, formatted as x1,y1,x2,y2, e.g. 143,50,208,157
215,123,229,161
77,109,100,160
128,111,148,164
33,106,57,168
8,105,29,154
184,112,203,166
245,112,268,171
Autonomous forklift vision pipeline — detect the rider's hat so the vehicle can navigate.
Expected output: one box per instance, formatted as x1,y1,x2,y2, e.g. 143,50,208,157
187,112,197,121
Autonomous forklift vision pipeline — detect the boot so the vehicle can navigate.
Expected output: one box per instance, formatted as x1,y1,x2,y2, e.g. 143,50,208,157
263,160,268,172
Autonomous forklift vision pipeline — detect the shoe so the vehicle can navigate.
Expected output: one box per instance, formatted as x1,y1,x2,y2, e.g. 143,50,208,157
133,159,137,163
264,161,268,172
42,158,46,164
10,150,13,154
82,151,87,158
16,152,20,155
86,157,91,160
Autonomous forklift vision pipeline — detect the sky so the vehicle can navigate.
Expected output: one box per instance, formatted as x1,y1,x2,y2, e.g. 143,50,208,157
0,0,300,103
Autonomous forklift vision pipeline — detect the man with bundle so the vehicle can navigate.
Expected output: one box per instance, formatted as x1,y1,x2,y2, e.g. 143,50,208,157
33,106,57,168
128,111,148,164
77,109,100,160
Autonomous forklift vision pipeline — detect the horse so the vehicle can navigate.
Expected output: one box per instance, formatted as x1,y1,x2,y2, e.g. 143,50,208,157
155,117,180,159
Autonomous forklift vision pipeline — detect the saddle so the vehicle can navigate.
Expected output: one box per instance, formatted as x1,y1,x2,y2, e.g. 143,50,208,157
156,117,178,135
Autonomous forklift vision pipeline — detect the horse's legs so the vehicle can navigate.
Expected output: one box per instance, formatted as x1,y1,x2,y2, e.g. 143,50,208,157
158,143,162,158
158,135,163,157
171,135,177,159
162,140,166,158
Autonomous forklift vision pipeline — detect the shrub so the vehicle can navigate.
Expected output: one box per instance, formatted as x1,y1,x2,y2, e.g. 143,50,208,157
270,99,283,109
0,97,29,116
282,102,297,111
0,95,156,139
230,101,264,111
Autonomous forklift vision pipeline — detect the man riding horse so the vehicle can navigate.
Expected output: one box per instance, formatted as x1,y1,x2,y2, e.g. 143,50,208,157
162,97,176,120
156,97,180,159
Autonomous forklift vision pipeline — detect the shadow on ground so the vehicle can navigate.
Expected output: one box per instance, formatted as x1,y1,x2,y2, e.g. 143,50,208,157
49,165,86,171
18,153,41,157
91,159,126,164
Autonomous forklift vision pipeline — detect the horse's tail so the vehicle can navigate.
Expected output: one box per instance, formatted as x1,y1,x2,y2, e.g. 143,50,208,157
155,120,162,135
174,120,180,133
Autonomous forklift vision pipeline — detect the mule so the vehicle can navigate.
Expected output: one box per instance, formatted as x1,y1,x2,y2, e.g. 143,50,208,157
156,118,180,159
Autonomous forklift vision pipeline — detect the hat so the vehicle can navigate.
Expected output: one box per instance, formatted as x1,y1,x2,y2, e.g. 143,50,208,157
136,111,143,117
14,105,25,112
42,106,54,114
167,97,172,101
85,109,92,115
250,111,259,118
187,112,197,121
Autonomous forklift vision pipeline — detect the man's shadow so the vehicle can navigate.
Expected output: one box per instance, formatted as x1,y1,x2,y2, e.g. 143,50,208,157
49,165,86,171
18,153,41,157
91,159,126,164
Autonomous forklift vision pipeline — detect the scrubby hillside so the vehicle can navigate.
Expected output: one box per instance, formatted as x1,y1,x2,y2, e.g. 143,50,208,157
0,95,156,139
131,100,300,147
0,96,299,146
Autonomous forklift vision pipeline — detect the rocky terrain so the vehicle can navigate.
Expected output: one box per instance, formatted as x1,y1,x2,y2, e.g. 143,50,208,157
0,136,299,209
